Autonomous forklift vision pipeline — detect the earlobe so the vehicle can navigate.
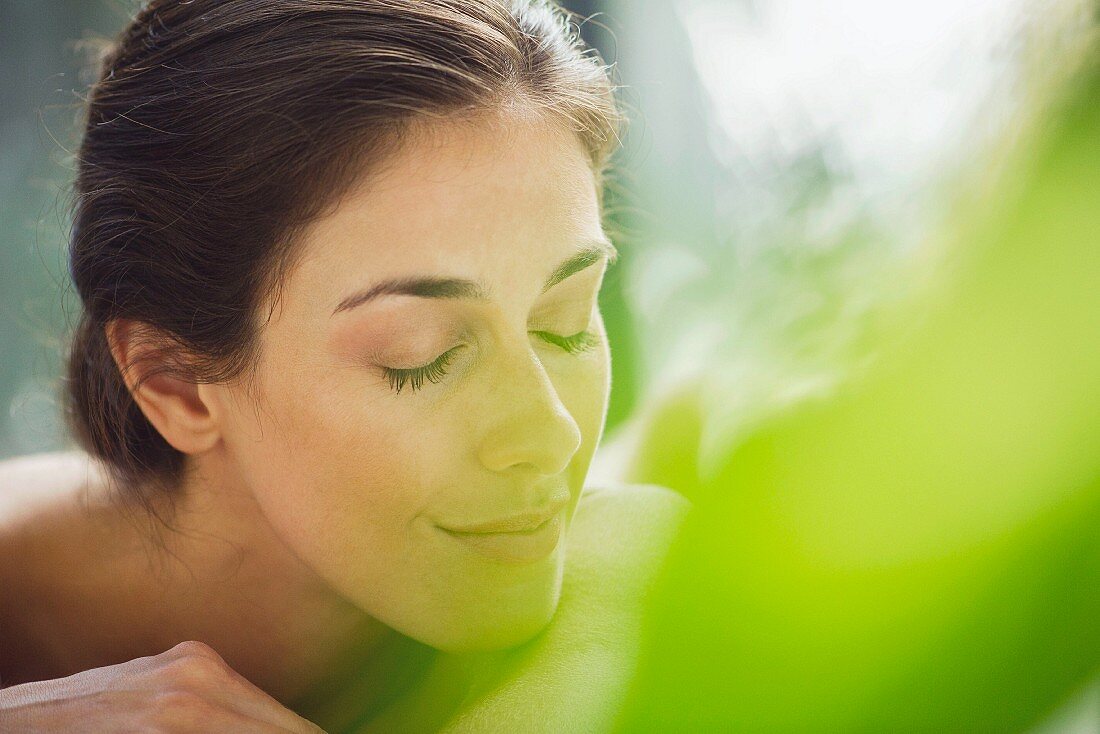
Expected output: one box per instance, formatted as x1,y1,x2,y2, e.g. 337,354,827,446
104,319,222,455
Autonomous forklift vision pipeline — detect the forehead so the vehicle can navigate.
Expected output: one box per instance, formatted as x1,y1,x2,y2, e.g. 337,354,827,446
279,110,601,319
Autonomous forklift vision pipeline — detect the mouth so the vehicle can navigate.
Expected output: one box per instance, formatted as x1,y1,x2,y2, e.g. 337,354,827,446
438,509,565,564
439,496,569,535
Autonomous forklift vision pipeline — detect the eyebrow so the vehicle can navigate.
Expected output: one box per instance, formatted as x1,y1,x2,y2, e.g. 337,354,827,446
331,238,618,316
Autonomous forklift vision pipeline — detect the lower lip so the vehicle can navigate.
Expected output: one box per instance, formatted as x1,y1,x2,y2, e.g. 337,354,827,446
439,512,563,564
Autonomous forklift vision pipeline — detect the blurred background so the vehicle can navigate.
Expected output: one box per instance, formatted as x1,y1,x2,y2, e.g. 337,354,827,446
2,0,1097,731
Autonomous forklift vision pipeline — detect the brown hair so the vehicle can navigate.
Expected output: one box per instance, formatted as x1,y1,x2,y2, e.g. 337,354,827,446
64,0,623,520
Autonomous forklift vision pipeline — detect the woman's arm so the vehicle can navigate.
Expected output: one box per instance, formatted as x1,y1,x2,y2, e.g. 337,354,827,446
0,457,330,732
0,641,327,733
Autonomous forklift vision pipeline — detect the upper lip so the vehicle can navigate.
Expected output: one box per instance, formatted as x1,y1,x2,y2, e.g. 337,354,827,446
440,497,568,534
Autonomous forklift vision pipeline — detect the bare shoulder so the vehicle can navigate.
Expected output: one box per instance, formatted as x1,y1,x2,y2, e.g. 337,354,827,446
0,451,110,686
0,450,111,610
0,449,110,589
567,482,692,592
574,482,692,529
0,450,109,525
431,485,692,733
0,450,115,597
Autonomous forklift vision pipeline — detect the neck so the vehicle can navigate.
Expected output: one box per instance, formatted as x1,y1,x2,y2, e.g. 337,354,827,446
67,452,419,709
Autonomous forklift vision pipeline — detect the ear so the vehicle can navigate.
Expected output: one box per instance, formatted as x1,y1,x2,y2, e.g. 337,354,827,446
105,318,222,456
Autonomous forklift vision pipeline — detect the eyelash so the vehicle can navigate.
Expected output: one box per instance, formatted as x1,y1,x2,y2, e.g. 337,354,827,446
382,329,600,395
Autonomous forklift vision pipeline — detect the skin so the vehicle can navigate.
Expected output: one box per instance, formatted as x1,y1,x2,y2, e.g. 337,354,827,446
0,106,691,730
202,106,614,655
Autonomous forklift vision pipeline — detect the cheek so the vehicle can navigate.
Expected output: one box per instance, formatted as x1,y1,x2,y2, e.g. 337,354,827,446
551,338,612,485
563,328,612,435
574,351,610,436
227,371,431,573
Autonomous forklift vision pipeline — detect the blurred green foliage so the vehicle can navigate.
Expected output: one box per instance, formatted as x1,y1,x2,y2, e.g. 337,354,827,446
618,18,1100,732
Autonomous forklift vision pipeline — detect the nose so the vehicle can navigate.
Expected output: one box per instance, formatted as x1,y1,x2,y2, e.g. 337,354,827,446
476,343,583,477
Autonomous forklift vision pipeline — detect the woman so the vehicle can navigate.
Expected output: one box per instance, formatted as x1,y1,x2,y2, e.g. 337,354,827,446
0,1,689,731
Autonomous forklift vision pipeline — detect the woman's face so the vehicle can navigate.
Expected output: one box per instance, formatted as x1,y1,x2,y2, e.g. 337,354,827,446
210,110,613,652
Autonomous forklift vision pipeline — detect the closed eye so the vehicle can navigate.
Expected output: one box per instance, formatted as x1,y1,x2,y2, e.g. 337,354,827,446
382,346,463,394
381,329,600,395
532,329,600,355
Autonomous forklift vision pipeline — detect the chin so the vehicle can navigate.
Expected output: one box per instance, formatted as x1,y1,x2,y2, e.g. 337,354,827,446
420,573,564,654
433,608,558,654
384,535,569,653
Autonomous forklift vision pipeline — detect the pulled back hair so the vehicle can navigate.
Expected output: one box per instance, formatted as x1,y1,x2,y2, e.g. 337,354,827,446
64,0,624,519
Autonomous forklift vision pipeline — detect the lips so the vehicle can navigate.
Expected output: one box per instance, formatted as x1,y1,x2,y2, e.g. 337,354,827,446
438,509,565,564
438,496,569,535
